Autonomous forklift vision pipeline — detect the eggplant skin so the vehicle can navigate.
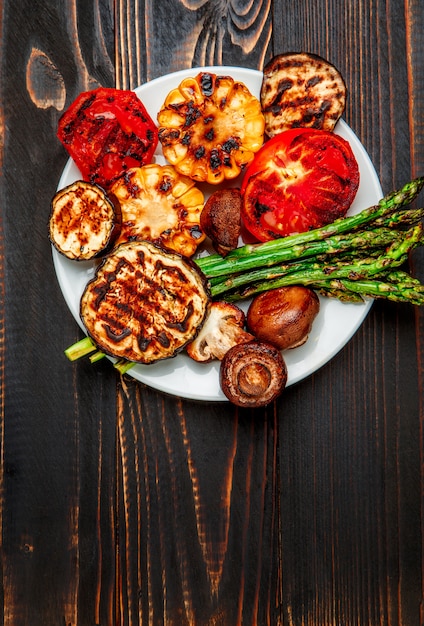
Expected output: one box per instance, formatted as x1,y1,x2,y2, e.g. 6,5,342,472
80,240,210,364
49,181,120,261
261,52,347,137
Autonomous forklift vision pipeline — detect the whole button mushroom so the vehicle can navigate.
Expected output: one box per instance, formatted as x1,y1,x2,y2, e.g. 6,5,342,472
247,286,320,351
200,188,242,256
220,340,287,407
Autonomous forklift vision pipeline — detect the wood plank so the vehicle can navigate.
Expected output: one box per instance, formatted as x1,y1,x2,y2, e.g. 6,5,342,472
2,1,117,624
115,381,279,623
270,1,423,624
115,0,273,88
112,2,282,623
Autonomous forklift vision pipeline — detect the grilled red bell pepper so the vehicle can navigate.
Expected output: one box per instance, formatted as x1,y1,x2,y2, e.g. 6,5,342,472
57,87,158,189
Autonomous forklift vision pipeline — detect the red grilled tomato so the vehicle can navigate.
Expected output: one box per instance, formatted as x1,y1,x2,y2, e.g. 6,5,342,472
57,87,158,189
240,128,360,242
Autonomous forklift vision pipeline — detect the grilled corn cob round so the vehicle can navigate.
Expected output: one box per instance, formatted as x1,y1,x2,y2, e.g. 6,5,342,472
109,164,206,257
157,72,265,184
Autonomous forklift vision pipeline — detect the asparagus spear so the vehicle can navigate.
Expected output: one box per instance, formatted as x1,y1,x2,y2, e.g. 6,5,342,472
205,228,405,283
368,207,424,229
221,228,404,278
65,336,97,360
310,277,424,305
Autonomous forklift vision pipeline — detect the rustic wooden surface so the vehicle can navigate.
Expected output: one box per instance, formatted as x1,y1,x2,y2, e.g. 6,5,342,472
2,0,424,624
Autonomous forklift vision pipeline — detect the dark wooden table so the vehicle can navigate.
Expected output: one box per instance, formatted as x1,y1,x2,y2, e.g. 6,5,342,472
2,1,424,624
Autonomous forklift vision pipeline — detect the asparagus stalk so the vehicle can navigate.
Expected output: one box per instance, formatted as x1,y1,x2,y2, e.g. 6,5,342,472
208,228,406,280
310,277,424,305
65,336,97,360
368,207,424,229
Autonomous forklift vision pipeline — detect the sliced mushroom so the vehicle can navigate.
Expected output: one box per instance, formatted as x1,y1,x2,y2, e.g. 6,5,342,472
186,301,254,362
247,286,320,350
200,188,242,256
220,340,287,407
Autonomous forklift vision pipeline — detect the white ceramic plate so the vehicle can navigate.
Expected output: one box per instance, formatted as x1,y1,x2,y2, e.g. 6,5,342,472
52,66,383,402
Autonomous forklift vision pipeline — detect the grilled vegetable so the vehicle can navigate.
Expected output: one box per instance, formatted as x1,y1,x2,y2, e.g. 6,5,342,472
157,72,265,184
220,340,288,407
247,286,320,350
186,301,254,362
57,87,158,189
261,52,347,137
49,180,120,260
80,240,210,364
109,164,205,257
200,188,242,255
240,128,360,241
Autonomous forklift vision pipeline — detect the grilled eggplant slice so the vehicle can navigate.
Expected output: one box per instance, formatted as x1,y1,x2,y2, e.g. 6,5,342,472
109,164,205,257
49,181,120,260
260,52,347,137
80,240,210,364
157,72,265,184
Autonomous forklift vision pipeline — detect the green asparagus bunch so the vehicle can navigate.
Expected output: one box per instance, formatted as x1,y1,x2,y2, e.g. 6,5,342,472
196,177,424,305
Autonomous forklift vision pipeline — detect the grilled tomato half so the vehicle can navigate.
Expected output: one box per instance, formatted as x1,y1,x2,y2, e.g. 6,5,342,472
109,163,205,257
157,72,265,184
57,87,158,189
80,240,210,364
241,127,360,241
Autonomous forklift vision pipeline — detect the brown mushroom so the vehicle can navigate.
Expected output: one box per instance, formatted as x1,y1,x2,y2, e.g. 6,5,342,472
220,340,287,407
247,286,320,350
186,301,254,362
200,188,242,256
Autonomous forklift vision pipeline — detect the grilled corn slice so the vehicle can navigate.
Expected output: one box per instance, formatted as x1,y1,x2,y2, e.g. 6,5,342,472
157,72,265,185
110,163,206,257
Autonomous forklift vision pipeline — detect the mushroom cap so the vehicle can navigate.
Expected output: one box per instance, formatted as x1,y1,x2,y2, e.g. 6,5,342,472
220,340,287,407
247,286,320,351
200,188,242,256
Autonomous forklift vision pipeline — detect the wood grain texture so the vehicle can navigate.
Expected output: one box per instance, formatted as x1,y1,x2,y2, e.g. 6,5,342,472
2,1,117,624
1,0,423,625
115,380,279,624
115,0,272,88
